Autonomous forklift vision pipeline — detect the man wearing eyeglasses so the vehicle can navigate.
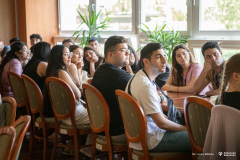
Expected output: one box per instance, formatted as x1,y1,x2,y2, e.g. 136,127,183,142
91,36,132,142
194,41,224,96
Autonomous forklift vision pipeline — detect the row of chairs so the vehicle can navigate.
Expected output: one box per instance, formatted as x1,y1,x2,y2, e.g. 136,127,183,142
0,115,31,160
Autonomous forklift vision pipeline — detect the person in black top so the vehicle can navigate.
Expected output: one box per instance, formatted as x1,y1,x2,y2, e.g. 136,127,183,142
216,53,240,110
91,36,132,142
23,42,51,92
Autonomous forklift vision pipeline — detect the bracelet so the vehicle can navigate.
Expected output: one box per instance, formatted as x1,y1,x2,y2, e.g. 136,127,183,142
177,87,179,93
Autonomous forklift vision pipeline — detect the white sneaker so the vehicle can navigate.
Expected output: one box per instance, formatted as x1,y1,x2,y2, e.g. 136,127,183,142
79,146,92,158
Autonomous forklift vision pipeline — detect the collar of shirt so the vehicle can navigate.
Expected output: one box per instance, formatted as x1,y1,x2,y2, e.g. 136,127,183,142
104,62,119,69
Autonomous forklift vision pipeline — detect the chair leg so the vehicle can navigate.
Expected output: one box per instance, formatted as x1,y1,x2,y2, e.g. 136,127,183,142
74,134,79,160
91,133,97,160
51,129,58,160
43,128,47,160
29,126,35,157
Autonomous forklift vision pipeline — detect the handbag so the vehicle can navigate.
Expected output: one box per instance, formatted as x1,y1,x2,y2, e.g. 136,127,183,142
155,84,185,125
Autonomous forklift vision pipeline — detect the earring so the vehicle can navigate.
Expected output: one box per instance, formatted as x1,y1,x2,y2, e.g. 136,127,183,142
237,81,239,84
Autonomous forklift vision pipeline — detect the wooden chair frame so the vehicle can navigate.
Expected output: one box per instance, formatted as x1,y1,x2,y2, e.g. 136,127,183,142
184,96,214,160
7,71,30,115
46,77,91,160
11,115,31,160
1,96,17,126
21,74,55,160
0,126,16,160
82,83,127,160
116,89,191,160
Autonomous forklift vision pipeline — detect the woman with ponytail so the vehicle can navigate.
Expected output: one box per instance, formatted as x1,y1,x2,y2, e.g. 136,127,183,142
216,53,240,110
0,41,29,97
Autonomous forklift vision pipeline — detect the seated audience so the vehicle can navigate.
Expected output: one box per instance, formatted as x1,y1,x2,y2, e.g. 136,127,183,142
162,44,209,94
122,45,140,74
43,45,89,126
0,42,28,97
126,43,191,152
69,45,89,85
23,42,51,92
83,45,104,77
62,38,75,47
88,37,101,53
194,41,225,96
9,37,21,46
0,40,11,63
30,34,42,46
216,53,240,110
91,36,132,142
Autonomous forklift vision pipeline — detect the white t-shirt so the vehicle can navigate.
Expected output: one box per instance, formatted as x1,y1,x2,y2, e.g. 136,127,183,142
125,70,165,150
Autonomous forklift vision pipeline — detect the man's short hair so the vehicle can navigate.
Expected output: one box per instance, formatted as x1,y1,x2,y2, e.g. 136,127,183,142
62,38,75,45
201,41,221,56
104,36,128,58
9,37,21,44
88,37,99,43
30,34,42,41
140,43,163,67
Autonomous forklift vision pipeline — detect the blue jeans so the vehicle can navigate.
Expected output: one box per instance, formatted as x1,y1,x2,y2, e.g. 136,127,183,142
149,131,191,152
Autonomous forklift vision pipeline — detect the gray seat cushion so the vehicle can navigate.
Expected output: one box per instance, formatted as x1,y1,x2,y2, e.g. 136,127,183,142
96,136,127,146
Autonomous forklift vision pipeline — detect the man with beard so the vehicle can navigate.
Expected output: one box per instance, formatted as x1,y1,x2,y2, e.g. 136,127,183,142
194,41,224,96
125,43,191,152
91,35,132,142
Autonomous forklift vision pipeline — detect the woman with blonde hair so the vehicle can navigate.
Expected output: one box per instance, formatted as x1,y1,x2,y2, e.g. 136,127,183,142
216,53,240,110
162,44,209,94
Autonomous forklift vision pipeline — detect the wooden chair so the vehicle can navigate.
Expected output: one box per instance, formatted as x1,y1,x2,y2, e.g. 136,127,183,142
184,96,214,160
0,126,16,160
21,74,55,160
11,115,31,160
7,71,30,116
82,83,128,160
46,77,91,160
116,89,192,160
0,96,17,127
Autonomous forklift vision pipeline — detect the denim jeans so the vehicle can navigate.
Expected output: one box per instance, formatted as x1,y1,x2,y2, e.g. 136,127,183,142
149,131,191,152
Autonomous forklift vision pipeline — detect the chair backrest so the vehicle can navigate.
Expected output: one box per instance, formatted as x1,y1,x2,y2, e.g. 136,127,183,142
203,105,240,160
11,115,31,160
0,126,16,160
115,90,149,157
7,71,28,108
46,77,76,121
21,74,42,114
184,96,214,153
0,96,17,127
82,83,109,134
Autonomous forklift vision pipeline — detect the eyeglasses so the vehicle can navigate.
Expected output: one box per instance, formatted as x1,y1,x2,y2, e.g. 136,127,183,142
111,48,130,54
63,52,73,58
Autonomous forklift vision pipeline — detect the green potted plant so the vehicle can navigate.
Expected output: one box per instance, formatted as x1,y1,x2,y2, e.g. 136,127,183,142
139,23,188,64
72,6,111,47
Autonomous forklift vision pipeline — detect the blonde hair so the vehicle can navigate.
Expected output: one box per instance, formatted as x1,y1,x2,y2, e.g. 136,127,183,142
219,53,240,104
171,44,196,86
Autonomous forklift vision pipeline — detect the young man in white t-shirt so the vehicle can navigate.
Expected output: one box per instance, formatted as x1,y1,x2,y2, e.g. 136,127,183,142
126,43,191,152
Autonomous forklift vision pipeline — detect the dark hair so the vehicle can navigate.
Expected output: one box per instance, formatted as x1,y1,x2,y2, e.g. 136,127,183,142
0,41,26,76
69,45,82,52
1,45,11,58
201,41,221,56
62,38,75,45
219,53,240,104
88,37,99,43
9,37,21,44
30,34,42,41
140,43,163,68
83,45,103,74
128,45,140,73
104,36,128,58
171,44,196,86
32,42,50,62
30,45,35,54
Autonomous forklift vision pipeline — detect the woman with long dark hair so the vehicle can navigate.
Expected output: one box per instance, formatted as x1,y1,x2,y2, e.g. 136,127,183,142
216,53,240,110
162,44,209,94
0,41,29,97
43,45,89,125
23,42,51,92
83,45,104,77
